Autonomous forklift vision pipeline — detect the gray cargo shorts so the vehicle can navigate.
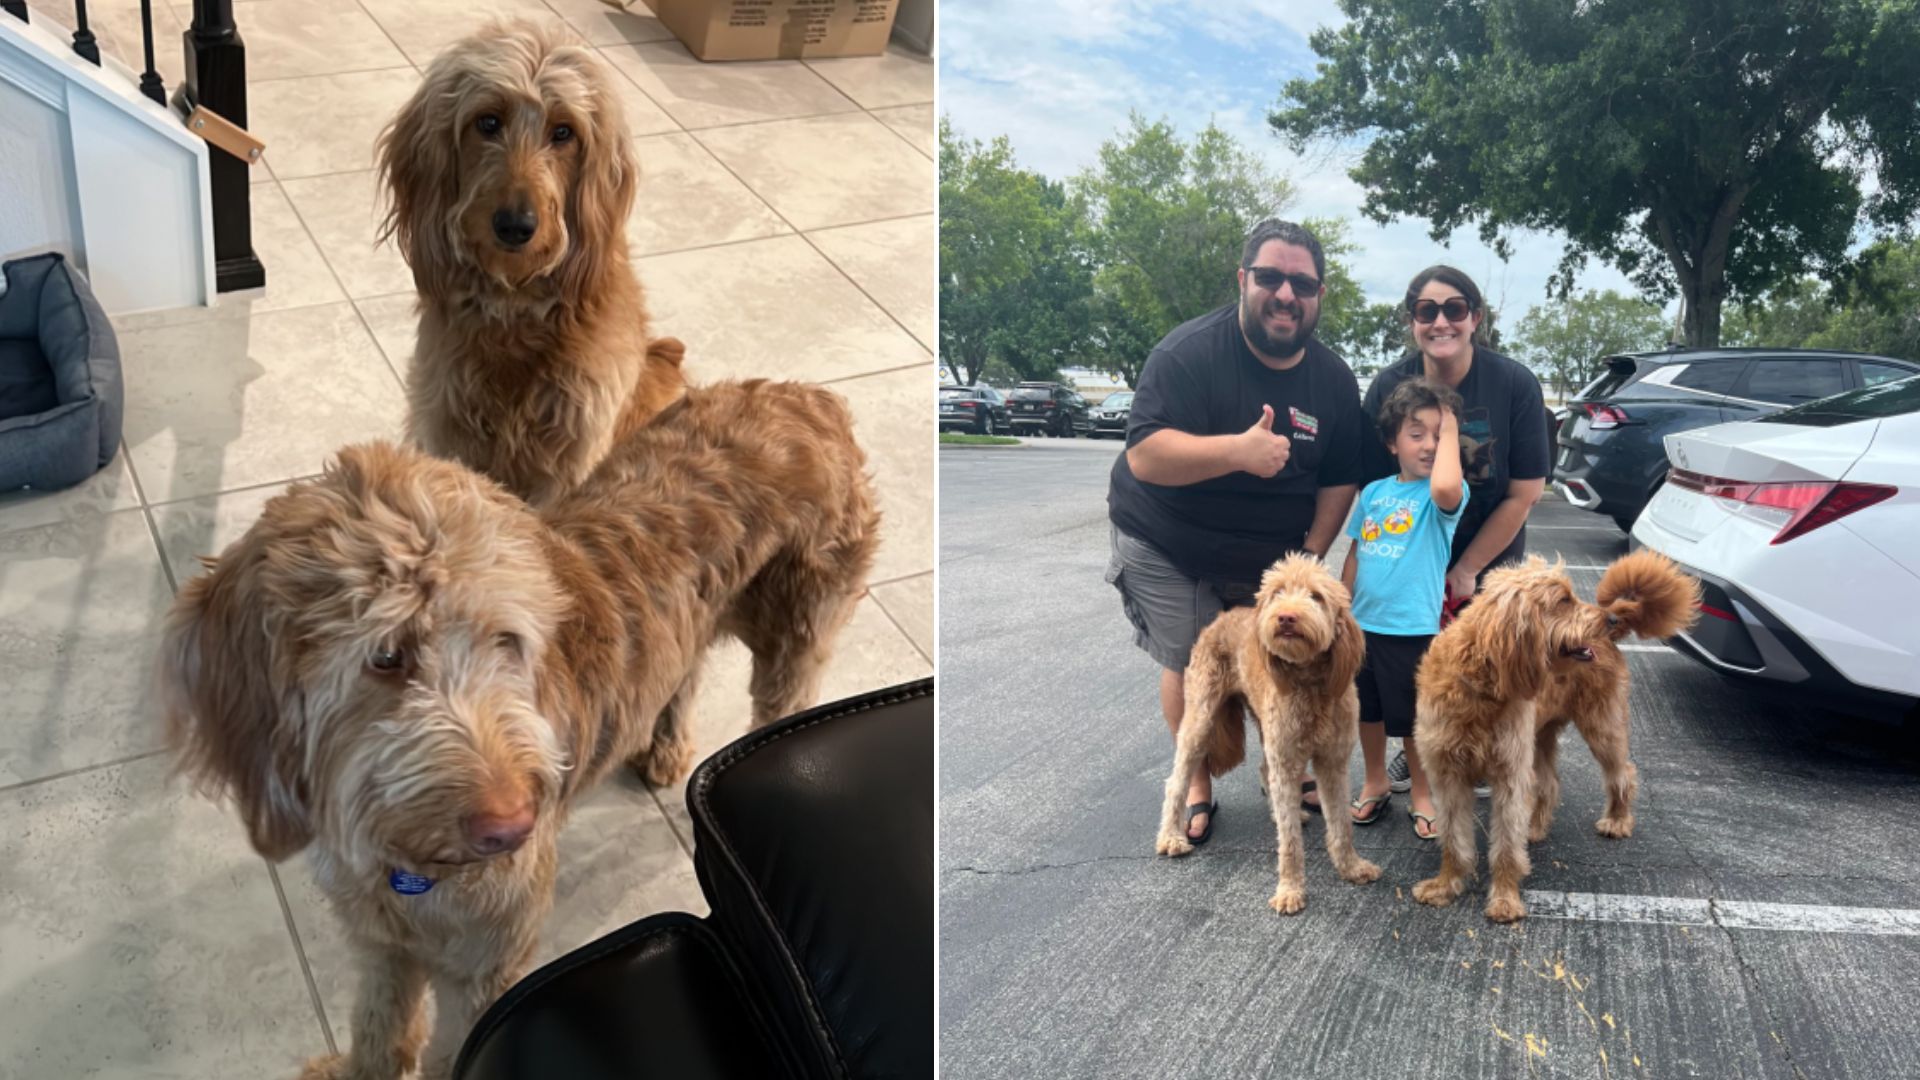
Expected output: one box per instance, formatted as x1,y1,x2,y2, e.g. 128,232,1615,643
1105,525,1255,671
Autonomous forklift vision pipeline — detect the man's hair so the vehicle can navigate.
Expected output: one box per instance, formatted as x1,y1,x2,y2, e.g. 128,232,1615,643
1376,377,1465,445
1240,219,1325,282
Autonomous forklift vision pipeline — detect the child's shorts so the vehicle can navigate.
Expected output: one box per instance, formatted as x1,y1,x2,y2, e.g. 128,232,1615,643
1356,631,1435,738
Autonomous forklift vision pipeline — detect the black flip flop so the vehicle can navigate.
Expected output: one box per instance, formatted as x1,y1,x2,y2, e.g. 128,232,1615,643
1300,779,1322,816
1349,792,1392,825
1185,801,1219,846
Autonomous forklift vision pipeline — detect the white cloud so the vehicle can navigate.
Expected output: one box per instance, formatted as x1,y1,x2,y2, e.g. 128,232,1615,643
938,0,1659,321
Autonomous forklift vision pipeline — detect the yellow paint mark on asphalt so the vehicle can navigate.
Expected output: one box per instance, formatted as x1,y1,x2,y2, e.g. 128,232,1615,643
1493,1024,1514,1042
1493,960,1506,969
1524,1033,1550,1058
1492,987,1501,994
1570,972,1588,992
1462,961,1473,970
1577,1001,1599,1032
1467,928,1477,939
1602,1012,1616,1030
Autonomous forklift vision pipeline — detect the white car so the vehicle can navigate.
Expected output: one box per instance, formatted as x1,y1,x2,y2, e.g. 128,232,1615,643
1632,375,1920,713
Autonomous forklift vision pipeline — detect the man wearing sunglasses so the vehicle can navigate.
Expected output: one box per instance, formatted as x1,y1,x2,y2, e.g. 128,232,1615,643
1106,219,1366,843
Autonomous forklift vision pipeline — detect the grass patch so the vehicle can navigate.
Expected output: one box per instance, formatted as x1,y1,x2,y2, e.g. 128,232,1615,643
940,432,1023,446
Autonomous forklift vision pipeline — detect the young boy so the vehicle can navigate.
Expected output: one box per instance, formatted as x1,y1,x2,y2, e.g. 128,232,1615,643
1341,379,1468,839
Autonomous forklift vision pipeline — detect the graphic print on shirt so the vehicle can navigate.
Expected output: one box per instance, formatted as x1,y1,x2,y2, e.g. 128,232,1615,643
1359,496,1421,559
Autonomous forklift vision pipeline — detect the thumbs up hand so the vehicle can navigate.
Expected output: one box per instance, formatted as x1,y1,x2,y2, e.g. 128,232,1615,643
1237,405,1291,478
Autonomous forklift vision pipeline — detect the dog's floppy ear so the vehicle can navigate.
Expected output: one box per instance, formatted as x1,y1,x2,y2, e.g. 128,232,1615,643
157,546,314,861
375,60,463,296
1481,583,1549,702
1322,575,1366,691
555,51,637,299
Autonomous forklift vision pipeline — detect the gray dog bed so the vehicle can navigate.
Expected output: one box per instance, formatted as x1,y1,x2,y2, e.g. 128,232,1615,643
0,253,123,492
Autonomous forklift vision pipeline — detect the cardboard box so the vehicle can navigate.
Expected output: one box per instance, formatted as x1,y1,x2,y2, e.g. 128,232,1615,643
640,0,900,62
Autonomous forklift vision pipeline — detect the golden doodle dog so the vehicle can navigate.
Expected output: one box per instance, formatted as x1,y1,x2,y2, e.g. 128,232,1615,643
1411,551,1698,923
158,381,878,1079
377,21,686,508
1155,554,1382,914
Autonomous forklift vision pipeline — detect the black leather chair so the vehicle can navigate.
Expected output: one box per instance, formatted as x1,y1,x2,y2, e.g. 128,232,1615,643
454,679,933,1080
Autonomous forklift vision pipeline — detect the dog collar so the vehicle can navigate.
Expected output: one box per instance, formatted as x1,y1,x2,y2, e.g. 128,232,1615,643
389,869,436,895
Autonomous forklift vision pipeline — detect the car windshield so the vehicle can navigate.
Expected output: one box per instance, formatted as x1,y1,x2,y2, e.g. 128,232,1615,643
940,388,975,400
1010,387,1053,401
1103,393,1134,409
1759,374,1920,427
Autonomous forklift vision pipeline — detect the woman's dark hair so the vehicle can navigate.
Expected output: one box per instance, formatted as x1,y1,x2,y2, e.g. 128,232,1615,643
1402,264,1491,347
1240,219,1326,282
1375,378,1464,445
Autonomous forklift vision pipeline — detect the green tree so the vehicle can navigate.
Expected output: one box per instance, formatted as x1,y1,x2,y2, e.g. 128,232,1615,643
939,118,1092,386
1720,278,1831,349
1272,0,1920,348
1075,114,1296,387
1812,236,1920,361
1509,290,1670,398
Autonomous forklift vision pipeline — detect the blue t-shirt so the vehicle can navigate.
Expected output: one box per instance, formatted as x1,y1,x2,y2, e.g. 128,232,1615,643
1346,474,1469,635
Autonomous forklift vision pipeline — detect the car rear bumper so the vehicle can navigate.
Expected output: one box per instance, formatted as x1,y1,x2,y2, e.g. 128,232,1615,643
1632,485,1920,703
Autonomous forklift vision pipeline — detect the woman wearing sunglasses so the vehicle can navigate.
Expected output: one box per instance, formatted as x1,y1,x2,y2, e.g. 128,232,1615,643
1349,265,1551,834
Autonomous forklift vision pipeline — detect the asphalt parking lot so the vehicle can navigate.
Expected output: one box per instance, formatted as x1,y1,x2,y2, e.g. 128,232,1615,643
938,436,1920,1080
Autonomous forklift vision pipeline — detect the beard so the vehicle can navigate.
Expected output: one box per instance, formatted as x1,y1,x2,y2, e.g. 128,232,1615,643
1239,290,1319,359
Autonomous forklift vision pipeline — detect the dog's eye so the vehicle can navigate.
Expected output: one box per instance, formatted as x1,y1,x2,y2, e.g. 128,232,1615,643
550,124,573,144
497,632,523,658
368,646,406,674
476,114,502,138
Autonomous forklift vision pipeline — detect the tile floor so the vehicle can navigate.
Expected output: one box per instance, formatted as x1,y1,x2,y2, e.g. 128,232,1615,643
1,4,933,1076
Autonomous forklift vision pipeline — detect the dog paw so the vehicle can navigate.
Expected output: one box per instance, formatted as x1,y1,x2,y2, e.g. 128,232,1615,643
1341,859,1382,885
632,742,695,789
1412,877,1459,907
1595,816,1634,838
296,1054,348,1080
1528,822,1552,844
1484,894,1529,923
1155,832,1194,858
1268,886,1307,915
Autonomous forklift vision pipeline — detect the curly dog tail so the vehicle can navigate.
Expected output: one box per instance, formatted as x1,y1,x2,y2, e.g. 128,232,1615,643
646,336,687,368
1597,549,1701,641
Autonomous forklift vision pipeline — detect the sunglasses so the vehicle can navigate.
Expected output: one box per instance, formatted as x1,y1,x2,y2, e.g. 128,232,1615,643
1247,267,1322,296
1410,298,1475,324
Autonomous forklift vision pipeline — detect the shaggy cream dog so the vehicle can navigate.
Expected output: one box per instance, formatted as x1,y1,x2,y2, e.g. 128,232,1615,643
159,381,878,1079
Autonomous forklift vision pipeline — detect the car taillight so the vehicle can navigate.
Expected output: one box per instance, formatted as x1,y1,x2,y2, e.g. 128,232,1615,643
955,400,978,409
1582,403,1632,429
1667,468,1896,544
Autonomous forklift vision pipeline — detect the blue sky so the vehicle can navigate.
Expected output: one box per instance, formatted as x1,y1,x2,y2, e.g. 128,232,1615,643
939,0,1646,327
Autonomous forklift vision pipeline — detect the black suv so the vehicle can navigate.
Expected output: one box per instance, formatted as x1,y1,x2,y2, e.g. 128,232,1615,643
1555,347,1919,531
1007,382,1093,437
938,385,1011,435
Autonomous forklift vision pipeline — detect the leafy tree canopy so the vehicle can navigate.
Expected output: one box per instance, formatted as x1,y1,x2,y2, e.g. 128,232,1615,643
1273,0,1920,347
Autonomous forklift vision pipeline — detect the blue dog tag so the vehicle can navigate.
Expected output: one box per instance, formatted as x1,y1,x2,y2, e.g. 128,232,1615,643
389,869,435,895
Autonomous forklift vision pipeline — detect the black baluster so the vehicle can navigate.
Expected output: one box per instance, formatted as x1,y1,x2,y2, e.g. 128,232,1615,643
2,2,28,24
71,0,101,63
137,0,165,104
182,0,265,292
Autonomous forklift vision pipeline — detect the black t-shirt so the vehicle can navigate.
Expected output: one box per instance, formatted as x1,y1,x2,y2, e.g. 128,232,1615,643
1361,346,1550,572
1108,304,1365,590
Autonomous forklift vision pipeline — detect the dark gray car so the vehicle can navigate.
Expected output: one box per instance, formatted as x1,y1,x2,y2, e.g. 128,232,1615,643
1554,346,1919,531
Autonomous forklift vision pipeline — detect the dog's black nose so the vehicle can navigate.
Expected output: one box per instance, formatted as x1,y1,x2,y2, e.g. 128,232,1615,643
492,208,538,248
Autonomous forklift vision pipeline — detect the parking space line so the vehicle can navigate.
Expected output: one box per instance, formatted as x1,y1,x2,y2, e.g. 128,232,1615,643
1526,890,1920,936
